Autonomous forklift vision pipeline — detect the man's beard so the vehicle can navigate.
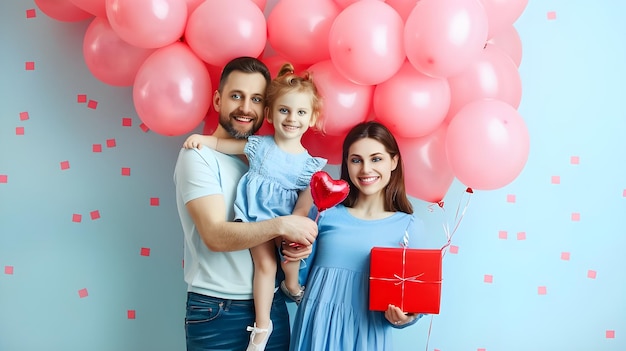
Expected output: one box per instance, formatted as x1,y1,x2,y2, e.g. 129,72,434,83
219,112,261,139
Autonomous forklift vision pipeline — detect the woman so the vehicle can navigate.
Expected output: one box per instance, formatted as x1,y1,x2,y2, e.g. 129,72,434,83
290,121,423,351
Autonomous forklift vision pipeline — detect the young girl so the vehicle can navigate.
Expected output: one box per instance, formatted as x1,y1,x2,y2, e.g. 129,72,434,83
290,121,423,351
183,63,327,351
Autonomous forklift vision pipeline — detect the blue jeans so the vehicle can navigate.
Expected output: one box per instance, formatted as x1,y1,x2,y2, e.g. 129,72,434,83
185,292,290,351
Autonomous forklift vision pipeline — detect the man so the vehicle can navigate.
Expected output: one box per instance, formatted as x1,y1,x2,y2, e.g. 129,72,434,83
174,57,318,351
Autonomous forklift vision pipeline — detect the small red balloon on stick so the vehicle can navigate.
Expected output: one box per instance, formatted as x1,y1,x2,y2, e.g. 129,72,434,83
310,171,349,217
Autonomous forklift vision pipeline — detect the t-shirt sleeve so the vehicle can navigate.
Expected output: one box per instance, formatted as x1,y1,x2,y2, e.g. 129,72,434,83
174,148,223,204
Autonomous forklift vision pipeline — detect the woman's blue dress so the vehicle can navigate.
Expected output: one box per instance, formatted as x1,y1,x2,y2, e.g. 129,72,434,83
290,205,422,351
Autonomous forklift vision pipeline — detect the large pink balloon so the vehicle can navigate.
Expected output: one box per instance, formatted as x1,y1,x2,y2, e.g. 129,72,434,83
385,0,418,22
328,1,405,85
35,0,93,22
374,61,450,138
397,124,455,203
133,42,212,136
308,60,374,137
185,0,267,67
446,99,529,190
83,17,155,86
446,45,522,123
486,24,522,67
267,0,340,65
479,0,528,39
302,130,345,165
69,0,106,18
105,0,187,49
404,0,488,78
333,0,384,10
262,55,308,78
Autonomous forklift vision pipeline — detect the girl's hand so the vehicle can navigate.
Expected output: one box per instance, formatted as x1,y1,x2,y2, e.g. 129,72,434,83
183,134,204,149
384,304,417,326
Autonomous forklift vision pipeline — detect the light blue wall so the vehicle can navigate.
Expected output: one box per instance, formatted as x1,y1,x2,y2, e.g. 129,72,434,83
1,1,625,351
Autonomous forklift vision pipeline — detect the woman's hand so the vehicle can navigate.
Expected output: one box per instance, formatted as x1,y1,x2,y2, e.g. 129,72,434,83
384,304,417,326
280,240,312,262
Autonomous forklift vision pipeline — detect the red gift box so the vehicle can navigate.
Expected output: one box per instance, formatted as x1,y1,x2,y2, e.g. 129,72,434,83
369,247,442,314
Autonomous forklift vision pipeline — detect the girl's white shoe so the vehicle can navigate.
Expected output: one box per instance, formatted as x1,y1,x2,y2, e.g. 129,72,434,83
246,320,273,351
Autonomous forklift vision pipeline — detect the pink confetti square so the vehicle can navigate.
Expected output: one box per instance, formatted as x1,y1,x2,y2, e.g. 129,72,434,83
26,9,36,18
0,175,7,183
78,288,89,298
19,111,29,120
547,11,557,20
60,161,70,170
93,144,102,153
606,330,615,339
449,245,459,254
90,210,100,220
570,156,579,165
4,266,14,275
127,310,136,319
484,274,493,283
506,194,516,203
72,214,82,223
561,252,570,261
517,232,526,240
87,100,98,109
140,247,151,256
571,212,580,221
122,118,132,127
106,139,116,148
538,286,547,295
587,270,597,279
498,230,508,239
478,349,486,351
121,167,131,176
25,61,35,70
77,94,87,103
140,123,150,133
16,127,25,135
551,175,560,184
622,189,626,197
150,197,160,206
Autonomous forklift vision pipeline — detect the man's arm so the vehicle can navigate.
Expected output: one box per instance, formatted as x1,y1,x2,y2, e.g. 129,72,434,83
187,194,318,252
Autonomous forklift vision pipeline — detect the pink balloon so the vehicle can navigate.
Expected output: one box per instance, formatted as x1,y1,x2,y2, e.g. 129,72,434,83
261,55,308,78
69,0,106,18
35,0,93,22
105,0,187,49
302,130,345,165
333,0,384,10
479,0,528,39
185,0,205,14
446,45,522,124
486,24,522,67
308,60,374,137
446,99,529,190
267,0,340,65
374,61,450,138
385,0,418,22
133,42,212,136
185,0,267,66
328,1,405,85
83,17,155,86
397,124,455,203
404,0,488,78
250,0,267,11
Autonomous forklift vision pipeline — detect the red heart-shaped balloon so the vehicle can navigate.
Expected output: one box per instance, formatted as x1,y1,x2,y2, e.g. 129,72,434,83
310,171,350,212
